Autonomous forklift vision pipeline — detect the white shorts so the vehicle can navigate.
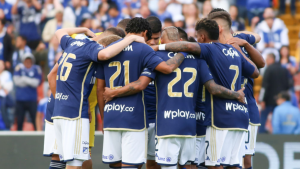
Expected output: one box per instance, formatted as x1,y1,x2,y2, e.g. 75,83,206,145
193,137,206,166
102,130,147,165
245,125,258,156
205,127,245,167
54,118,90,162
43,122,56,156
155,137,196,166
147,123,156,160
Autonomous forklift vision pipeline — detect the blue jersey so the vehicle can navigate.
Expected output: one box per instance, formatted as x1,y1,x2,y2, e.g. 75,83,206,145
52,35,103,120
144,81,156,124
199,43,255,130
233,33,260,125
38,97,48,121
45,95,55,123
96,40,163,131
154,51,213,137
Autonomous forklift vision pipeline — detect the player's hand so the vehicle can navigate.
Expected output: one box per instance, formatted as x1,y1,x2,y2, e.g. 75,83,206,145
103,87,114,103
129,35,146,44
85,28,96,38
236,87,245,104
227,37,248,47
151,45,159,51
260,101,265,110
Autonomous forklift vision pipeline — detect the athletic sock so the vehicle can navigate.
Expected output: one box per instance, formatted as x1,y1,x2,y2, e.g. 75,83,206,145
49,160,66,169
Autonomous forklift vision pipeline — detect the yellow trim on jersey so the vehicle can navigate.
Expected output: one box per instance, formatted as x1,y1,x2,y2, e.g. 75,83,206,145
210,94,248,131
249,122,261,126
89,107,96,147
196,135,205,138
45,119,53,125
52,62,93,120
210,127,217,161
156,135,196,138
103,91,147,132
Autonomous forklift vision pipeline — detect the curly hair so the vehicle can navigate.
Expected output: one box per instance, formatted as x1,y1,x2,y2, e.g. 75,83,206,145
125,17,152,40
195,18,219,40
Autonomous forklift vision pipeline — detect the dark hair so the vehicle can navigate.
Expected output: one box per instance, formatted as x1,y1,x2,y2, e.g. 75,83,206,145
276,91,291,101
176,27,188,41
106,27,125,38
279,45,290,62
164,18,173,23
209,8,226,14
18,35,27,42
125,17,152,40
80,18,90,26
207,10,232,29
146,16,162,34
0,19,5,26
267,53,276,60
188,36,197,42
195,18,219,40
108,3,118,11
117,18,131,31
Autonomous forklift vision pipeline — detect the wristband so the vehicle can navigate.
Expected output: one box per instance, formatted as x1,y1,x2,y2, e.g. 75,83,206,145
158,44,166,50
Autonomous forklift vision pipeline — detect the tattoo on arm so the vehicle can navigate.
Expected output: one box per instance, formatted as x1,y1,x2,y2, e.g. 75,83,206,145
116,80,142,97
165,42,201,55
165,53,185,69
205,80,239,99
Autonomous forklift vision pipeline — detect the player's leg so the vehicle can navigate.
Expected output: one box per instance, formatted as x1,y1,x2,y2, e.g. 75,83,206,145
204,127,225,169
178,137,196,169
49,154,67,169
147,123,160,169
102,130,122,168
244,125,258,169
155,137,180,169
122,130,147,168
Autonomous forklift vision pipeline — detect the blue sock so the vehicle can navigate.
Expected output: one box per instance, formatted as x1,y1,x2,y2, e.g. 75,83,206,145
49,160,66,169
247,167,252,169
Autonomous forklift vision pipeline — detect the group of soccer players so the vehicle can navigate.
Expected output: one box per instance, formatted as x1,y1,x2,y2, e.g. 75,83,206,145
42,7,265,169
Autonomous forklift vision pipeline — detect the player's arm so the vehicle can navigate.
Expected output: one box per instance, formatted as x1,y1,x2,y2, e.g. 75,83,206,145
97,35,145,61
97,79,106,121
55,27,96,44
153,42,201,55
154,52,185,74
234,31,261,43
227,38,265,68
103,76,152,103
47,63,58,96
204,79,245,103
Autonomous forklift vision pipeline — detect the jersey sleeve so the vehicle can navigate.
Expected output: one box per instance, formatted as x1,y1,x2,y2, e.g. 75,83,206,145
241,55,255,78
198,59,213,84
140,68,156,80
142,45,163,71
85,41,104,62
95,63,105,80
60,35,75,50
235,33,256,45
198,43,210,60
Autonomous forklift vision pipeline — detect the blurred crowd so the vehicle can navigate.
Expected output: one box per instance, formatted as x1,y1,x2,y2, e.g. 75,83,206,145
0,0,300,134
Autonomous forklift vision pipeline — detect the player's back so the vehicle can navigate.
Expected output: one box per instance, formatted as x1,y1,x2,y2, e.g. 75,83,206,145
155,51,200,137
199,42,255,130
53,35,102,120
98,40,163,131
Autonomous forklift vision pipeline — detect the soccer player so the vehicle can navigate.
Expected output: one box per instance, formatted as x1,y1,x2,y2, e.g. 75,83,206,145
47,27,145,169
207,10,265,169
176,27,188,41
145,16,162,169
154,18,259,169
96,17,188,169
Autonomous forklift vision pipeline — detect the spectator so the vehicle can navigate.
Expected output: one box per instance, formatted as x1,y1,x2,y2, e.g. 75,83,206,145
163,18,173,28
0,60,13,130
247,0,270,25
94,1,109,29
36,88,50,131
201,0,212,18
103,3,124,29
13,53,42,131
11,35,31,70
47,36,61,70
0,18,5,61
172,14,184,28
40,0,64,32
182,3,199,36
229,5,245,32
136,4,156,19
259,53,290,133
156,0,172,23
272,91,300,134
42,9,74,43
256,8,289,52
280,46,297,89
80,15,92,29
166,0,193,18
279,0,296,16
63,0,90,27
236,0,247,19
0,0,12,22
211,0,229,12
11,0,42,50
81,0,88,7
1,19,14,71
87,0,100,13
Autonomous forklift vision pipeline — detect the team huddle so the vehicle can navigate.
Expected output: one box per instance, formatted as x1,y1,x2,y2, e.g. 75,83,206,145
42,8,265,169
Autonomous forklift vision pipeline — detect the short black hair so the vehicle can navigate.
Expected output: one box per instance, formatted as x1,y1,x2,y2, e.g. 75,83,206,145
106,27,125,38
117,18,131,31
176,27,188,41
18,35,27,42
125,17,152,40
207,10,232,29
195,18,219,40
146,16,162,34
276,91,291,101
108,3,118,11
164,18,173,23
209,8,226,14
188,36,197,42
